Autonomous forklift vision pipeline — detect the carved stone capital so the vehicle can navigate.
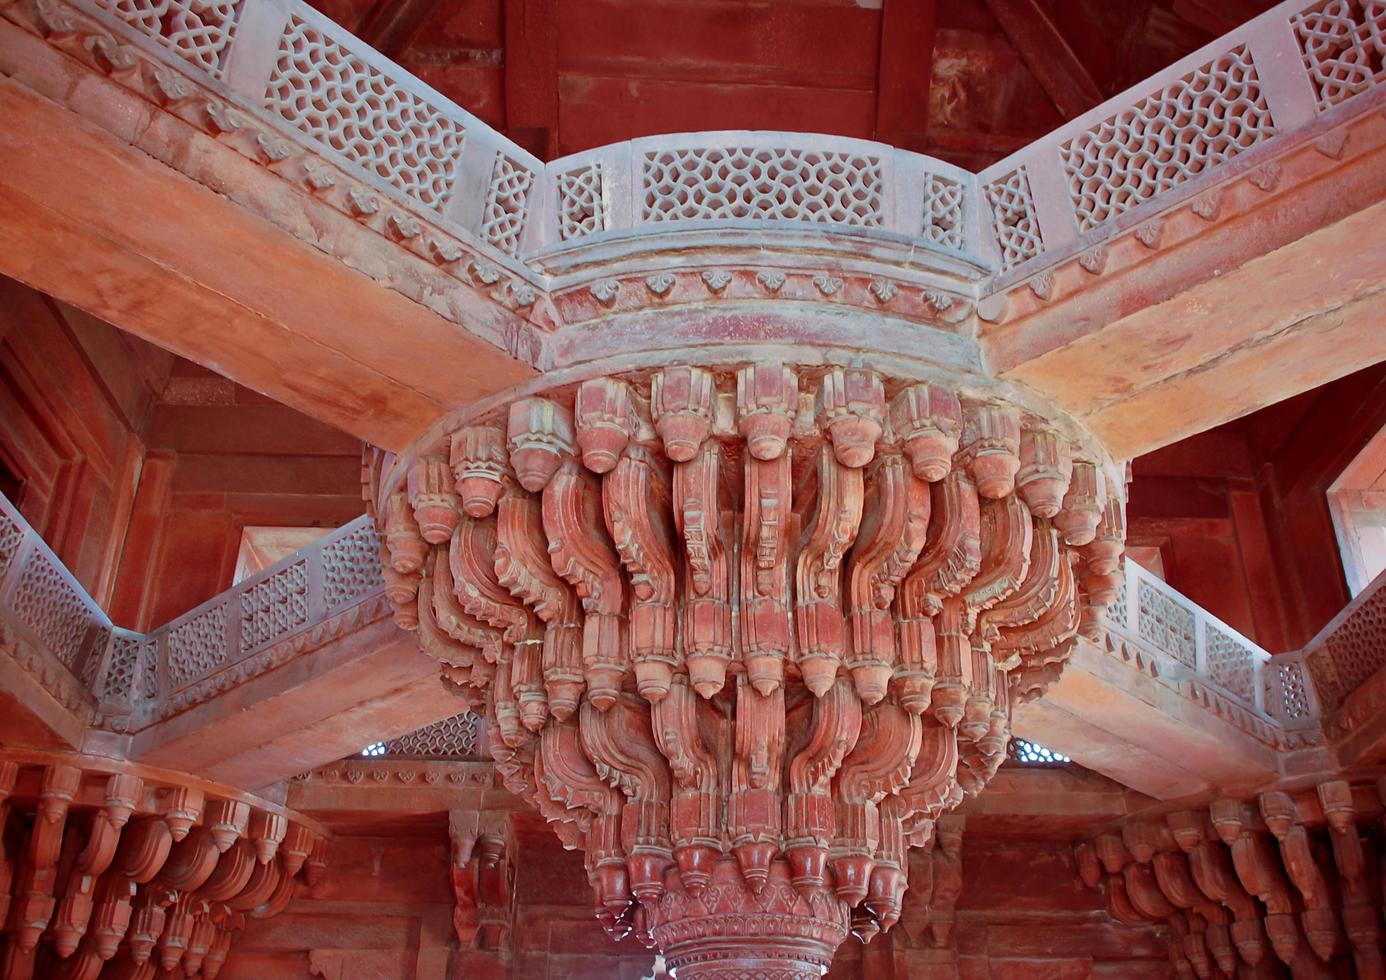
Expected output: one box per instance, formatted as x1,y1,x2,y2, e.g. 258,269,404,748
370,357,1124,970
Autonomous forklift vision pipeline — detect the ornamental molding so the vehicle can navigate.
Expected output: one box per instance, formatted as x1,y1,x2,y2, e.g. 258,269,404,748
0,620,98,720
294,759,499,789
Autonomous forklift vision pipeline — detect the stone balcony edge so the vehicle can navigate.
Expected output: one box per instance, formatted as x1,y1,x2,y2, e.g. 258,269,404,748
0,480,1368,771
3,0,1383,355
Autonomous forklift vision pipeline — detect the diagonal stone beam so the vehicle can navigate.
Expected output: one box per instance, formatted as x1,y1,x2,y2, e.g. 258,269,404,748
0,16,536,452
976,27,1386,460
987,134,1386,459
127,618,466,791
1012,639,1282,800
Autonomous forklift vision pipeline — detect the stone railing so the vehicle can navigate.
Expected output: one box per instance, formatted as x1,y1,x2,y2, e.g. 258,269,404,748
0,486,1373,756
137,516,385,722
1103,559,1315,744
21,0,1384,293
978,0,1386,291
0,493,109,719
527,132,985,271
0,493,386,732
1303,564,1386,734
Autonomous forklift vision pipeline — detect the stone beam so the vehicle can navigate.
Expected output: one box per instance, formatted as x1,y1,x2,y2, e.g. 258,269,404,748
128,615,465,791
972,8,1386,460
0,652,88,750
287,758,515,817
1013,639,1282,800
0,16,535,452
874,0,938,153
957,763,1153,839
284,755,1145,841
982,0,1100,119
987,125,1386,459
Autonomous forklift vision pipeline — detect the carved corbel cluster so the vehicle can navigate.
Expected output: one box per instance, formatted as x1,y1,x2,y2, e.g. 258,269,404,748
0,753,323,979
374,360,1124,973
1078,780,1386,980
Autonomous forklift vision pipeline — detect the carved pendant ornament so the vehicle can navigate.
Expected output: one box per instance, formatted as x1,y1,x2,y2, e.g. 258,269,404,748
371,362,1125,975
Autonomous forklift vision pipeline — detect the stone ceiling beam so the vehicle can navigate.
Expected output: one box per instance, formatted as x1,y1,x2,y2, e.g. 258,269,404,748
874,0,938,153
504,0,560,159
0,653,88,750
356,0,440,59
981,0,1101,119
0,18,536,453
987,122,1386,460
1013,639,1282,800
981,80,1386,460
127,616,465,792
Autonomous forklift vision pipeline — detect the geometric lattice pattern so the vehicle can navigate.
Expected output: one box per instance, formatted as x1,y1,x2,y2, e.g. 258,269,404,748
481,153,536,256
1205,623,1256,702
0,511,23,583
1007,738,1071,765
141,641,160,700
102,634,143,701
641,147,885,227
376,712,483,759
82,634,107,689
1276,661,1312,721
1061,45,1275,231
12,551,91,670
1319,581,1386,703
557,164,605,241
240,559,309,651
1108,576,1129,631
1137,580,1197,667
167,602,229,687
265,16,465,210
1293,0,1386,110
921,172,965,249
95,0,243,76
983,166,1043,271
323,523,384,610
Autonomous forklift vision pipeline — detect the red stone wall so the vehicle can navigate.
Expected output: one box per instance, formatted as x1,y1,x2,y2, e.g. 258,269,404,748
506,813,656,980
0,276,156,606
225,832,457,978
228,816,658,980
941,839,1170,978
109,360,365,629
824,838,1171,979
231,817,1172,979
